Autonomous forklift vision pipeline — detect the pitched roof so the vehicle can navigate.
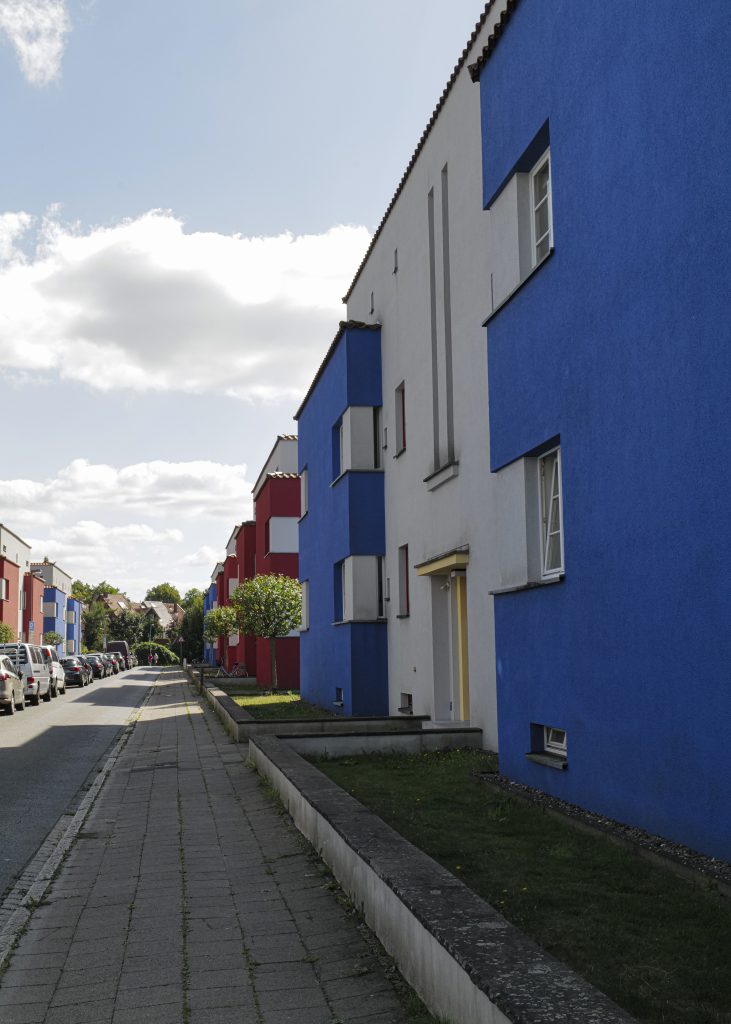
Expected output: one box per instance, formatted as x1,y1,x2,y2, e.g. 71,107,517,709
468,0,519,80
294,320,381,421
341,1,497,304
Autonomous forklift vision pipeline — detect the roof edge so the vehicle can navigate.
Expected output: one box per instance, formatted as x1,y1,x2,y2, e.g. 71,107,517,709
468,0,519,81
341,1,497,304
294,320,381,422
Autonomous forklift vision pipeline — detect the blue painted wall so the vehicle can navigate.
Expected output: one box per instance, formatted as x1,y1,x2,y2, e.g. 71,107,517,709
203,584,217,665
66,597,83,654
297,324,388,716
478,0,730,859
42,587,68,655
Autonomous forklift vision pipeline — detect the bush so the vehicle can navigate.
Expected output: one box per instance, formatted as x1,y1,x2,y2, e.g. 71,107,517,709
0,622,15,643
133,641,179,665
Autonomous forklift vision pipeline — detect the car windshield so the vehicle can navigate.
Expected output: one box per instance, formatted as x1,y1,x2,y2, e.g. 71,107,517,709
61,658,79,666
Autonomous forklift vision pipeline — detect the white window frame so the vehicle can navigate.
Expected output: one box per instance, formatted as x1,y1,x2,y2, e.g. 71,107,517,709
0,579,7,601
530,149,553,267
544,725,567,756
538,447,564,579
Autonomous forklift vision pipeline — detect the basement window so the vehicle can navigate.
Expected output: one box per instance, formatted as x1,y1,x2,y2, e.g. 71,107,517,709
399,692,413,715
526,721,568,769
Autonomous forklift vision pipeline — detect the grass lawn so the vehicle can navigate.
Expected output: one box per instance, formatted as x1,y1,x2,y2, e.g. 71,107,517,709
312,748,731,1024
232,690,335,720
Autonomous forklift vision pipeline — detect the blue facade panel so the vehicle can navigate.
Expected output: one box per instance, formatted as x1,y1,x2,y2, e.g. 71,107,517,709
298,325,388,716
203,584,217,665
478,1,730,858
66,597,83,654
43,587,68,655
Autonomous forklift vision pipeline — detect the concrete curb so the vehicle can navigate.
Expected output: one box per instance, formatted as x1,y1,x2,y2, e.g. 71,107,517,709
250,734,637,1024
0,675,159,972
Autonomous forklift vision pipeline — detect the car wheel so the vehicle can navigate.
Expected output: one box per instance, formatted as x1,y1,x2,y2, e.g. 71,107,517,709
5,700,14,716
50,684,58,699
42,687,52,702
59,683,66,695
31,692,40,706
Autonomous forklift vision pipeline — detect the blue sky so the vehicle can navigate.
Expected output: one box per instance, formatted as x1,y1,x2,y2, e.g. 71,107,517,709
0,0,485,597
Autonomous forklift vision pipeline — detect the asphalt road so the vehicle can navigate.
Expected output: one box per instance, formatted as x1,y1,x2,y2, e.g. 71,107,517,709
0,666,155,901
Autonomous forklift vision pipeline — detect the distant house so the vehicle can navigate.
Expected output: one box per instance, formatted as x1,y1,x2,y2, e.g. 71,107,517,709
251,436,300,689
23,571,45,645
218,522,257,675
102,593,135,617
30,560,73,654
0,524,32,642
65,597,83,655
203,578,218,666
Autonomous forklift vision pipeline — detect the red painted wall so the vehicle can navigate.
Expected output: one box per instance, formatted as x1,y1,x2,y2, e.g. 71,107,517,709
23,573,45,644
253,476,301,689
0,558,21,640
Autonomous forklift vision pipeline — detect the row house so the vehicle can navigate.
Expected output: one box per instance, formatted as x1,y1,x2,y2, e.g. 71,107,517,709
204,436,300,687
469,0,729,861
299,4,504,746
251,436,300,688
30,561,76,655
295,323,387,715
0,524,33,642
294,0,728,862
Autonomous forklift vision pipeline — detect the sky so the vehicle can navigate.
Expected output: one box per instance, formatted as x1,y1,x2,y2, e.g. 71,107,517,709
0,0,486,599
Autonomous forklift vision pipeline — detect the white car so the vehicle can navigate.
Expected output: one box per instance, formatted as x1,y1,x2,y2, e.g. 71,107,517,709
40,644,66,696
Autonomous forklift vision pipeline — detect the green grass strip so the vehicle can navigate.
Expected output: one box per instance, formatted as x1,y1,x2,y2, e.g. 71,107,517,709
313,748,730,1024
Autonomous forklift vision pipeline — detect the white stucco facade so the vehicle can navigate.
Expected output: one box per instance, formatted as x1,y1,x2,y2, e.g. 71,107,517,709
345,3,509,750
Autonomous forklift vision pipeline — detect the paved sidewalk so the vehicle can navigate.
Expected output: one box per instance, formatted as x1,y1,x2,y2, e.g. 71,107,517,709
0,672,409,1024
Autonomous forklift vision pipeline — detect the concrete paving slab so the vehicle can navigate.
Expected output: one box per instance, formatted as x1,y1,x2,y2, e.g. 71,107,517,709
0,672,411,1024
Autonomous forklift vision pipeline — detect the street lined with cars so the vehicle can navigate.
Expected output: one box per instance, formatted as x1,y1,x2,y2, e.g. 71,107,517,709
0,643,135,712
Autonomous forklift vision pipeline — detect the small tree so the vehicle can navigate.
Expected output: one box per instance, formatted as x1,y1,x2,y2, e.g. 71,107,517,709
43,631,64,647
107,609,144,645
203,606,237,644
231,575,301,690
145,583,181,605
0,622,15,643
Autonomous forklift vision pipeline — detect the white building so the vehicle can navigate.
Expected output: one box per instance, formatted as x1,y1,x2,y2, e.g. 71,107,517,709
344,2,508,748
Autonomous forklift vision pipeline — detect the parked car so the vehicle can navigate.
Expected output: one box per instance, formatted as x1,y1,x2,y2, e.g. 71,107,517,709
109,652,125,672
79,655,96,682
106,640,131,669
100,653,117,675
60,656,90,687
40,645,66,697
0,643,52,705
0,654,25,715
84,654,106,679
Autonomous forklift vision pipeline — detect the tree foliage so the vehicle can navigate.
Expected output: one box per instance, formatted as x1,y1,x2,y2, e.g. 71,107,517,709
203,605,238,642
0,622,15,643
82,603,109,651
230,575,301,689
182,593,204,662
43,631,64,647
71,579,120,604
182,588,203,610
133,641,179,665
145,583,181,605
107,609,144,645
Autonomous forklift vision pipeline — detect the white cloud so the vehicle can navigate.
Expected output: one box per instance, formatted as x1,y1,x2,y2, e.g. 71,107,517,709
0,458,258,597
0,457,255,526
0,209,370,401
0,0,70,86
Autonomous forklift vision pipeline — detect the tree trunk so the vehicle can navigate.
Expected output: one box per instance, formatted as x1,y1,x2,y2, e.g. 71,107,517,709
270,636,278,691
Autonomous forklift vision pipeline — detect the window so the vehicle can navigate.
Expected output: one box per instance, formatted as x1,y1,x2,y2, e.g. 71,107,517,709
0,579,7,601
395,382,406,453
300,580,309,631
377,556,386,618
393,248,398,274
544,725,567,756
369,290,374,315
373,408,382,469
333,561,344,621
334,686,344,707
531,150,552,265
398,545,410,616
332,419,344,479
264,521,270,555
539,447,563,577
300,468,308,516
399,692,413,715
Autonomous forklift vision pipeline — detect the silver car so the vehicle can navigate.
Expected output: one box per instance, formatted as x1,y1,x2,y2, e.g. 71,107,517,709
0,654,24,715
